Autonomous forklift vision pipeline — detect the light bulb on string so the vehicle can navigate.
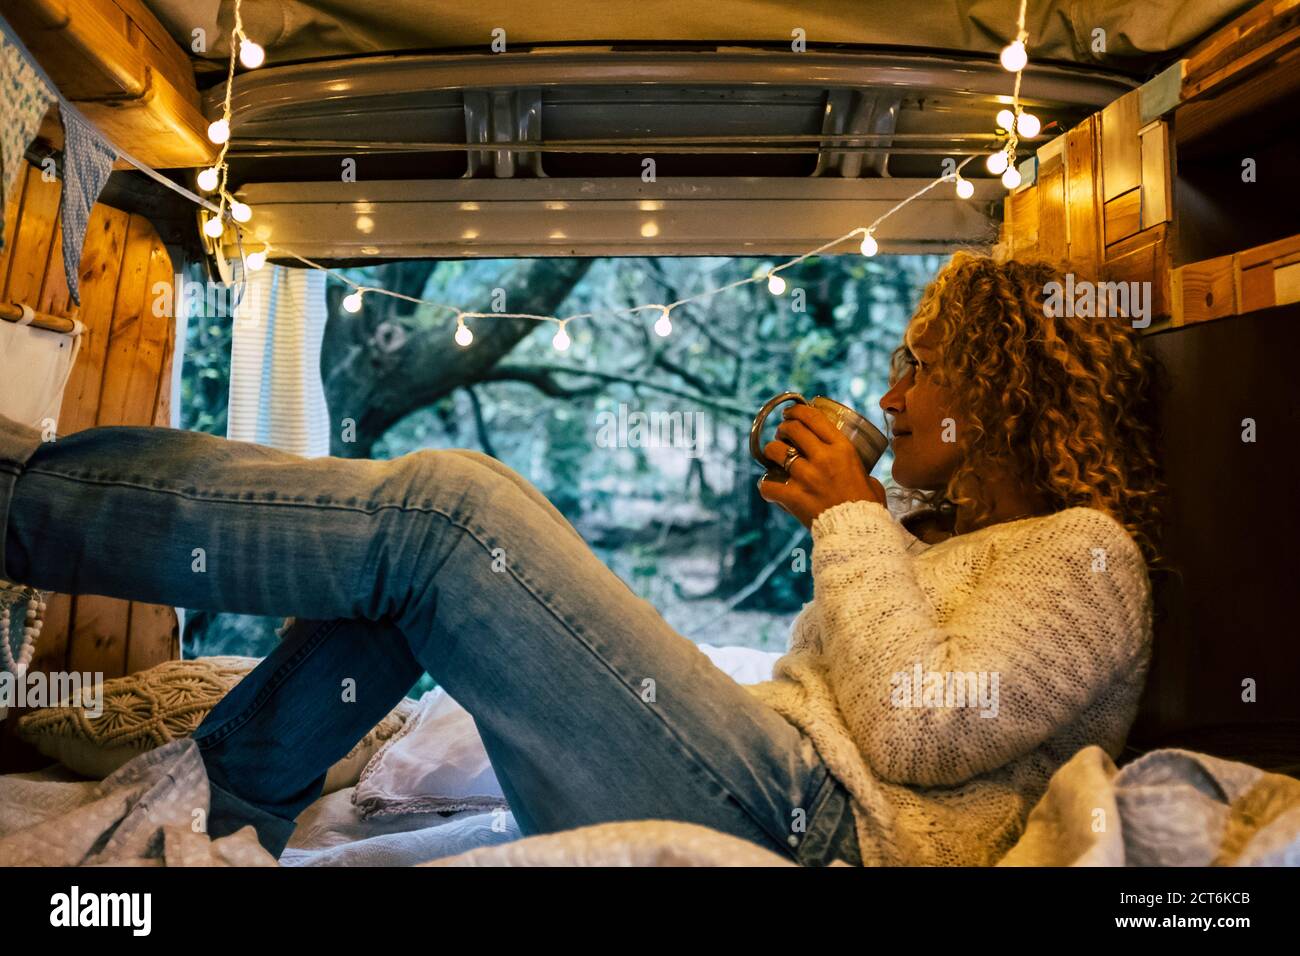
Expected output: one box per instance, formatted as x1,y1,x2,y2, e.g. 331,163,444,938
239,39,265,69
342,290,364,313
654,308,672,337
1000,40,1027,72
197,167,220,192
996,109,1016,131
767,272,786,295
986,150,1009,175
1016,111,1041,138
455,321,474,347
246,245,269,271
230,201,252,223
1002,166,1022,189
207,119,230,145
203,215,224,238
955,177,975,199
552,322,571,351
859,231,878,257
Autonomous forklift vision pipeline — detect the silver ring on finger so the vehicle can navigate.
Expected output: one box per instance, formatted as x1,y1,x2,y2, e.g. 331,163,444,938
782,446,801,471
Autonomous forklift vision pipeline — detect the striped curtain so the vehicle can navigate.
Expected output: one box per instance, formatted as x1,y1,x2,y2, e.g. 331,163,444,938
227,264,331,458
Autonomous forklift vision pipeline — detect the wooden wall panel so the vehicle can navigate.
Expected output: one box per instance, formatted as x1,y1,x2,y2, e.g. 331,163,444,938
1005,110,1172,324
1172,253,1238,326
1103,187,1142,247
1008,185,1039,256
1139,121,1172,229
1,162,180,770
1101,89,1142,202
1036,164,1067,264
3,168,60,307
1065,116,1102,273
59,205,130,436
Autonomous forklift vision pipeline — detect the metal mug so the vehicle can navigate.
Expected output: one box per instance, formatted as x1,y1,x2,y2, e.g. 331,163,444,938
749,392,889,484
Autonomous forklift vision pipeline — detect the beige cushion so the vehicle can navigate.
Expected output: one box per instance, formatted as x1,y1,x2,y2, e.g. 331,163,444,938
16,656,417,795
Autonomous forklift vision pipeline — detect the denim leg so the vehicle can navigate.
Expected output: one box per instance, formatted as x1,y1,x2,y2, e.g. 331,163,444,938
192,615,424,856
3,421,857,864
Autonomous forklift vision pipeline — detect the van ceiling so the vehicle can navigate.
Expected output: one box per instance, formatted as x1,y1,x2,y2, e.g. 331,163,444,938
135,1,1255,261
145,0,1252,69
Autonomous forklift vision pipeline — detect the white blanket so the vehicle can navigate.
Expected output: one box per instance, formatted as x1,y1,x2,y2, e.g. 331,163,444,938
998,745,1300,866
4,736,1298,866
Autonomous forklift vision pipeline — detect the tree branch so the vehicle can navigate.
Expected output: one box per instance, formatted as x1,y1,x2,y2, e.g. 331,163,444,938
487,363,751,417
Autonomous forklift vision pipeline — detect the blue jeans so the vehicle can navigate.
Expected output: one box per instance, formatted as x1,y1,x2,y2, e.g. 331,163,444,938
0,414,860,865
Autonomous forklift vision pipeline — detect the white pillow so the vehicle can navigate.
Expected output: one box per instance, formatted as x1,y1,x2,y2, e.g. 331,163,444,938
353,688,506,819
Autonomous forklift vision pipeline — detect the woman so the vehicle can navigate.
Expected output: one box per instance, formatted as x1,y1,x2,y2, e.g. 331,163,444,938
0,251,1163,866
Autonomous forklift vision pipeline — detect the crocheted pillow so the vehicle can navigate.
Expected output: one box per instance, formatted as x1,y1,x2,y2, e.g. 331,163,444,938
16,656,418,795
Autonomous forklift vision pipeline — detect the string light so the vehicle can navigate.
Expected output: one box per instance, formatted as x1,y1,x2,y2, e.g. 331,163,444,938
283,157,973,353
175,0,1035,355
993,0,1032,191
239,39,265,69
999,39,1027,72
203,215,224,238
653,308,673,337
552,322,571,351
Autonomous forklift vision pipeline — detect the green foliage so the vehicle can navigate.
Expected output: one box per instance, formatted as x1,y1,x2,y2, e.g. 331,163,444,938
180,253,938,660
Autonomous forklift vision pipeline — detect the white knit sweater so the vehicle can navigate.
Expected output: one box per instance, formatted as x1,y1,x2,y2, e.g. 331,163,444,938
744,499,1153,866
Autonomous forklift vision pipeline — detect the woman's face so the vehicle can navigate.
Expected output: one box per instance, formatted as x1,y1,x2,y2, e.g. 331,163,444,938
878,326,964,490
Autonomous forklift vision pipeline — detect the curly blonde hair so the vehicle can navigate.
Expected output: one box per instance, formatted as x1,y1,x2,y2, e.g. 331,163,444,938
889,250,1167,567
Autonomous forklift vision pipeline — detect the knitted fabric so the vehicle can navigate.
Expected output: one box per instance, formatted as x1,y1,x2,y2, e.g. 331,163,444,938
17,656,417,769
745,500,1153,866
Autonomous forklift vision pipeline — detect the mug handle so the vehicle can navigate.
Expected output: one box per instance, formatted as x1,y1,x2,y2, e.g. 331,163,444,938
748,391,809,467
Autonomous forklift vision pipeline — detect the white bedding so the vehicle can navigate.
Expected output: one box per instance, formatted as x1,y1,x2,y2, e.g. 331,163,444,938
2,640,1297,866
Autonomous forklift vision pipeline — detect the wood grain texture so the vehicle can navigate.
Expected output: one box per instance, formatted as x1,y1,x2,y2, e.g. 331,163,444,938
2,0,214,167
1009,184,1039,256
1064,115,1101,272
1172,254,1238,326
59,204,130,436
1101,89,1142,202
1036,165,1067,264
1139,121,1171,229
1103,187,1142,247
0,166,180,771
94,214,155,427
2,165,60,306
1104,223,1170,320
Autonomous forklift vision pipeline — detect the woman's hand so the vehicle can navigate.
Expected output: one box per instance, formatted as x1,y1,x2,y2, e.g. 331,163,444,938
757,403,887,528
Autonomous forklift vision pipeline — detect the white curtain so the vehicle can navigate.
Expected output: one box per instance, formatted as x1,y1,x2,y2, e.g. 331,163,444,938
0,311,83,431
227,264,330,458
